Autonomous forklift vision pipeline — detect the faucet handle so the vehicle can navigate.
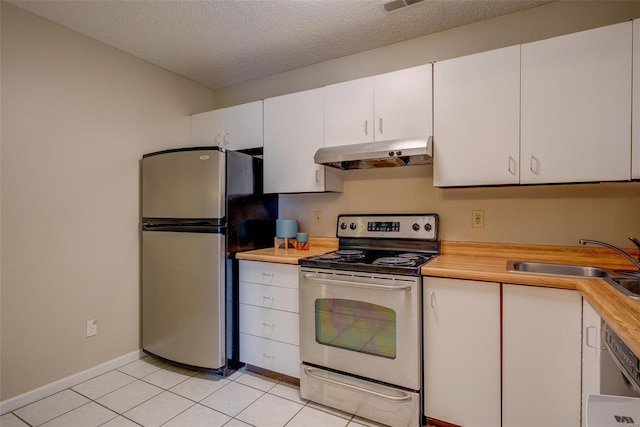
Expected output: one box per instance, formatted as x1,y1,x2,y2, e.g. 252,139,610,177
629,237,640,261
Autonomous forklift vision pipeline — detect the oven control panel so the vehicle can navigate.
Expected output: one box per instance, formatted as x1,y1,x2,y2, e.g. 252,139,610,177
337,214,438,240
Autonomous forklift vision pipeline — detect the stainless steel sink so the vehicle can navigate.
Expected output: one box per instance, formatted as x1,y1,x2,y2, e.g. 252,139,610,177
507,260,640,299
606,277,640,299
506,260,611,278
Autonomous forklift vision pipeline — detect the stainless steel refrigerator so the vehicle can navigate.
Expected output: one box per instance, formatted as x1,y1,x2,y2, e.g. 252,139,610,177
141,147,277,375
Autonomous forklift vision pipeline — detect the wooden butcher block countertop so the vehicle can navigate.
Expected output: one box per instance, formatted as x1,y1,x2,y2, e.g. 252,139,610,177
237,238,640,356
235,237,337,264
423,241,640,358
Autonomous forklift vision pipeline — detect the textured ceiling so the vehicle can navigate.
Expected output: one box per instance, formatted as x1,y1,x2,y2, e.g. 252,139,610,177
8,0,549,89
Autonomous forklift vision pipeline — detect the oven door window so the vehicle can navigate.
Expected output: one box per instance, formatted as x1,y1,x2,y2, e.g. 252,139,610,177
315,298,396,359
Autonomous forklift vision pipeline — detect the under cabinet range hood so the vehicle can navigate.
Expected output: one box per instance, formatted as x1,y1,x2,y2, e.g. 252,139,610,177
314,136,432,170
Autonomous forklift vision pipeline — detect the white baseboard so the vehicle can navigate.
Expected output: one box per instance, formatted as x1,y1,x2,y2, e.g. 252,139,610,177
0,349,144,415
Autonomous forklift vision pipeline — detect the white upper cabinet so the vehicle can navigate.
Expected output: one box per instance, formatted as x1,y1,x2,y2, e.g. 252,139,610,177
223,101,264,151
374,64,432,141
633,19,640,179
324,77,374,147
190,100,263,151
323,64,432,147
264,88,342,194
521,22,632,184
434,46,521,187
190,109,224,147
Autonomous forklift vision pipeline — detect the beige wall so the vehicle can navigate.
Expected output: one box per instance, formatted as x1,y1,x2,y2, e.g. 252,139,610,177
0,3,214,400
216,1,640,249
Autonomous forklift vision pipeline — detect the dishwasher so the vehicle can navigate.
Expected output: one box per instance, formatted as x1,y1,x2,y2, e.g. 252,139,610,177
586,322,640,427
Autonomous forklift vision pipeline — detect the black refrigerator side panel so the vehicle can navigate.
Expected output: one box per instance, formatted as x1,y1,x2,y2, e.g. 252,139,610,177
225,150,278,367
225,150,278,254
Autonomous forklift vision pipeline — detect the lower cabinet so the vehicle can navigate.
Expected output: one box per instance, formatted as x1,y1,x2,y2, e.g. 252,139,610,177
582,299,603,427
423,278,501,427
502,284,582,427
238,260,300,378
424,279,583,427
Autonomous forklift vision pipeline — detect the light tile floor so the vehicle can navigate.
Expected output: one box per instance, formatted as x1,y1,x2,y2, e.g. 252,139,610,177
0,356,387,427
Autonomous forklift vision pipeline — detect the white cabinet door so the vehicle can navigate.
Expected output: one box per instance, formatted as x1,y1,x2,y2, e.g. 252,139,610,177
224,101,263,151
374,64,432,141
582,299,602,427
502,284,582,427
633,19,640,179
324,77,374,147
521,22,632,184
423,278,501,427
190,109,224,146
434,46,520,186
190,101,263,150
264,88,342,194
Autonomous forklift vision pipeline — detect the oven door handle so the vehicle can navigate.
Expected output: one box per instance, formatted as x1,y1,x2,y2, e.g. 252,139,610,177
303,367,413,402
302,274,413,291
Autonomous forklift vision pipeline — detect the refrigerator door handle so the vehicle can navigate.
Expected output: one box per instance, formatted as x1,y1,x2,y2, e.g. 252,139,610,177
142,223,226,234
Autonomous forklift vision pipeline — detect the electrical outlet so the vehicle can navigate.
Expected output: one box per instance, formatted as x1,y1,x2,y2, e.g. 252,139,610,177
86,319,97,337
314,211,322,225
472,210,485,228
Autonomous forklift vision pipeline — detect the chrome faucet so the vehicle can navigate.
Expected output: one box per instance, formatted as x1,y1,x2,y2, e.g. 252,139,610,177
579,237,640,270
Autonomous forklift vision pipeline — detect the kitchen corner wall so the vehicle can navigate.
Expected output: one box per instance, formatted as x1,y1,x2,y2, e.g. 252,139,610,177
0,3,214,401
215,1,640,249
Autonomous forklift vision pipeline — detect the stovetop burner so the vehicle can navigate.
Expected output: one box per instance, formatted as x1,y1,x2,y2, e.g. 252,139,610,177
373,256,415,266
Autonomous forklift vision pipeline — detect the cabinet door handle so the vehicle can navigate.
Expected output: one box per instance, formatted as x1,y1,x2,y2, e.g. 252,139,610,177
364,120,368,136
315,169,320,183
379,118,383,134
430,291,436,309
215,134,221,146
585,326,603,350
223,132,229,146
508,156,516,175
530,155,539,174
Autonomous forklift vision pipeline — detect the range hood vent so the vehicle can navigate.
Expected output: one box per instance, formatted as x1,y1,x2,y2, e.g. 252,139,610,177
314,136,432,170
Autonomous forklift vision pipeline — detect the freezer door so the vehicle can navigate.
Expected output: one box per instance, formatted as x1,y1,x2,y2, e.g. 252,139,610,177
142,230,226,370
142,148,225,219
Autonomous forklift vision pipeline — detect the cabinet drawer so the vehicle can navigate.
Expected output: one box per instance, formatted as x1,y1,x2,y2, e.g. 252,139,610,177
239,304,299,345
239,281,299,313
239,261,298,289
240,333,300,378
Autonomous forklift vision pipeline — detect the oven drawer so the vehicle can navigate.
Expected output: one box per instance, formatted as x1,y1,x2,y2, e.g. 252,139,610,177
300,364,420,427
239,333,300,378
239,281,299,313
239,261,298,289
239,304,299,345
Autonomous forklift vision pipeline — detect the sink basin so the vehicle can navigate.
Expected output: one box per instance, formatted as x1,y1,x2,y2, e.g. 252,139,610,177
507,260,640,299
606,278,640,299
506,260,610,278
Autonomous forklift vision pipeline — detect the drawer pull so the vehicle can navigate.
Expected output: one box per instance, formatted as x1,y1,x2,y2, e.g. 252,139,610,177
262,296,275,300
261,272,274,284
262,353,274,359
262,322,274,327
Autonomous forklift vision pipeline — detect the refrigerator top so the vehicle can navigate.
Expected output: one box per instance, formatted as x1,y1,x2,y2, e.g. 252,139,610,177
142,146,222,159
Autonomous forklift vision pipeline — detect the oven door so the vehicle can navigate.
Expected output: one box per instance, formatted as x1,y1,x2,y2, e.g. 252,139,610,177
299,268,421,390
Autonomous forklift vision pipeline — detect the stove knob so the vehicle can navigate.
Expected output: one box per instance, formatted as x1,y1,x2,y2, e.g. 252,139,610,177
412,223,420,231
425,223,432,232
349,222,357,230
340,222,347,230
